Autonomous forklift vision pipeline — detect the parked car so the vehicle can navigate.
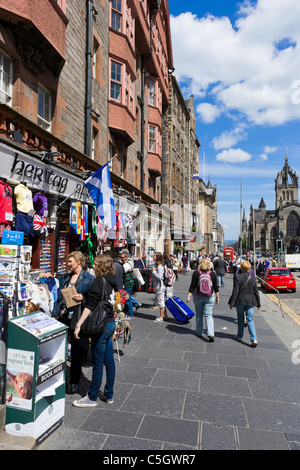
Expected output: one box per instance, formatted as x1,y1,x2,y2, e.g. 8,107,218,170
261,267,296,293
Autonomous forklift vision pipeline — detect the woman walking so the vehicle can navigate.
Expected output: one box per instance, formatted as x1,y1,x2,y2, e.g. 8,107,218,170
72,254,118,407
52,251,94,394
229,260,260,348
187,257,219,342
152,252,169,323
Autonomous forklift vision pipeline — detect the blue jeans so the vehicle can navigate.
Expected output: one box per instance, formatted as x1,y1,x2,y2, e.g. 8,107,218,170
193,294,215,337
124,285,138,316
235,305,257,342
88,321,116,401
217,274,225,287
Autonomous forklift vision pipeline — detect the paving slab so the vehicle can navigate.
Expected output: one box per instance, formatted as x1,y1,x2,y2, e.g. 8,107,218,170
29,272,300,450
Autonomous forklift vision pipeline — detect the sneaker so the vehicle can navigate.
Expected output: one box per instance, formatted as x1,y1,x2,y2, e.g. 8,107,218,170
208,336,215,342
251,341,258,348
153,318,163,323
72,395,97,408
99,391,114,404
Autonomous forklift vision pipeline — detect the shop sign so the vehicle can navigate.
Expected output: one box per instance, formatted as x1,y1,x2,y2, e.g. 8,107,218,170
2,230,24,245
0,143,92,203
11,153,69,194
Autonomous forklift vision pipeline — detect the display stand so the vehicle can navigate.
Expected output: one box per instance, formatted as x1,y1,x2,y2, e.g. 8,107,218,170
5,312,68,445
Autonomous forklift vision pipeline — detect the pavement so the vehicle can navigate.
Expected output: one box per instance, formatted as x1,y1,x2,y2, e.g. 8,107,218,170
3,271,300,450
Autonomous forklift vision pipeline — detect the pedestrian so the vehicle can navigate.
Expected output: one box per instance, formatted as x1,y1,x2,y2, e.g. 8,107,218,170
52,251,94,394
103,249,123,291
172,255,180,281
186,257,219,342
213,253,227,287
264,258,270,270
152,252,169,323
229,260,260,348
72,254,118,407
181,253,188,274
118,248,141,316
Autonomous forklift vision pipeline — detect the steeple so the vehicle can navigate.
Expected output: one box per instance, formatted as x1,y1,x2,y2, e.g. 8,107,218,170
275,153,299,210
259,197,266,209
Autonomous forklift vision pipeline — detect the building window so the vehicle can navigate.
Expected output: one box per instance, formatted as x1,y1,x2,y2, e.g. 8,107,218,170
37,84,51,130
0,50,13,106
149,126,156,152
111,0,122,32
93,38,99,80
92,127,98,161
149,80,156,106
110,61,122,101
287,211,300,237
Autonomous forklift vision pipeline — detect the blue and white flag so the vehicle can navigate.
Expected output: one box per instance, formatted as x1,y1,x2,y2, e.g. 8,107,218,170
84,161,116,230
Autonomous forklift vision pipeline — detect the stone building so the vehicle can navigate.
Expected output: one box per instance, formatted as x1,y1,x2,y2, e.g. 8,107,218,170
0,0,176,260
198,179,217,254
0,0,108,273
249,155,300,254
108,0,174,254
161,74,200,254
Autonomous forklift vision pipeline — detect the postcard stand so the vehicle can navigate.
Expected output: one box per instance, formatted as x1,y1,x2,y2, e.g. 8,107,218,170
5,311,68,445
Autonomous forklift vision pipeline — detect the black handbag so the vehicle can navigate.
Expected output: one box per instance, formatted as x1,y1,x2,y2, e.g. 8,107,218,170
81,277,110,335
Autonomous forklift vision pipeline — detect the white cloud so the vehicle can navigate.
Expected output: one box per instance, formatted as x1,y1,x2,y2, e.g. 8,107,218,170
216,148,252,163
196,103,222,123
170,0,300,127
258,145,278,160
212,124,248,150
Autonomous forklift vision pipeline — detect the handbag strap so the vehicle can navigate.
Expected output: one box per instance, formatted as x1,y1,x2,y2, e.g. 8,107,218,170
240,274,251,291
101,276,107,299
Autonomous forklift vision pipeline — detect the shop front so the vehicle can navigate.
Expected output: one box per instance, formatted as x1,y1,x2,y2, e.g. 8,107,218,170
0,141,95,415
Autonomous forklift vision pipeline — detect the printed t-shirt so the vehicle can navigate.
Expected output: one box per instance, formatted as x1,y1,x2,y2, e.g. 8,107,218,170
14,184,34,214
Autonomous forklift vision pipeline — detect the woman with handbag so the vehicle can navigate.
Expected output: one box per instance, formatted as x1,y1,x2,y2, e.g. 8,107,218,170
52,251,94,394
72,254,118,407
229,260,260,348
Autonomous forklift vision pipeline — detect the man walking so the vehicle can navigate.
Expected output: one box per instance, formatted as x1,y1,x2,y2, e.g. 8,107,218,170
119,249,141,316
213,253,228,287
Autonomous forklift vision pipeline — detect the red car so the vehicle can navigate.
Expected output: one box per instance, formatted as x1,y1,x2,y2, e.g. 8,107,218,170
261,267,296,293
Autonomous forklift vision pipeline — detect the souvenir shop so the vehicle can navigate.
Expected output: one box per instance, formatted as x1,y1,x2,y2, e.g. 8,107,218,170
0,141,148,411
0,141,98,406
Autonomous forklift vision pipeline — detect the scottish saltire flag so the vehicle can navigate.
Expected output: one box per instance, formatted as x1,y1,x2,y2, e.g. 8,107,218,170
84,161,116,230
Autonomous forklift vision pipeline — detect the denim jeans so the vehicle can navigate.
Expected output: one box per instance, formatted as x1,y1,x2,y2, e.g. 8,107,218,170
235,304,257,342
88,321,116,401
124,285,135,316
217,274,225,287
193,294,215,337
124,285,140,316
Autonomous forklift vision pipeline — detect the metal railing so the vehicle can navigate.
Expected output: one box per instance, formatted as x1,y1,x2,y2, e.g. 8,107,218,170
256,275,285,319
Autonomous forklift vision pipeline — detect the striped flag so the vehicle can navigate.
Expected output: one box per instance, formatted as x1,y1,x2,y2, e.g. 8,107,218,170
84,161,116,230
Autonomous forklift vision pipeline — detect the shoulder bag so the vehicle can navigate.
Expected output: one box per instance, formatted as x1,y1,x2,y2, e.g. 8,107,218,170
228,274,251,305
81,277,110,335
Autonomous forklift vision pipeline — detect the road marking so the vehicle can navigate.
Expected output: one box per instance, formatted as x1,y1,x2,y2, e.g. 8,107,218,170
267,293,300,326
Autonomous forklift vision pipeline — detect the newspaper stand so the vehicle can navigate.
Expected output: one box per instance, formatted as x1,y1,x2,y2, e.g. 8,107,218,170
5,311,68,445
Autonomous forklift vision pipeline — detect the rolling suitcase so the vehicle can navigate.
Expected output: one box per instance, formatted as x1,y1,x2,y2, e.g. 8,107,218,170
165,296,195,324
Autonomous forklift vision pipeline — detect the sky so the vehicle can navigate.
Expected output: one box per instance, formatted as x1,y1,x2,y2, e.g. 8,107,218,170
169,0,300,242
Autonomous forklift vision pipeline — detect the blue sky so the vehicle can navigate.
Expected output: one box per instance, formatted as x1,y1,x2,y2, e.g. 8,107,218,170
169,0,300,241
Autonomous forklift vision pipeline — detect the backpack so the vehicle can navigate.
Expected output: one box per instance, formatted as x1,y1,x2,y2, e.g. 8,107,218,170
197,270,213,296
163,265,176,287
